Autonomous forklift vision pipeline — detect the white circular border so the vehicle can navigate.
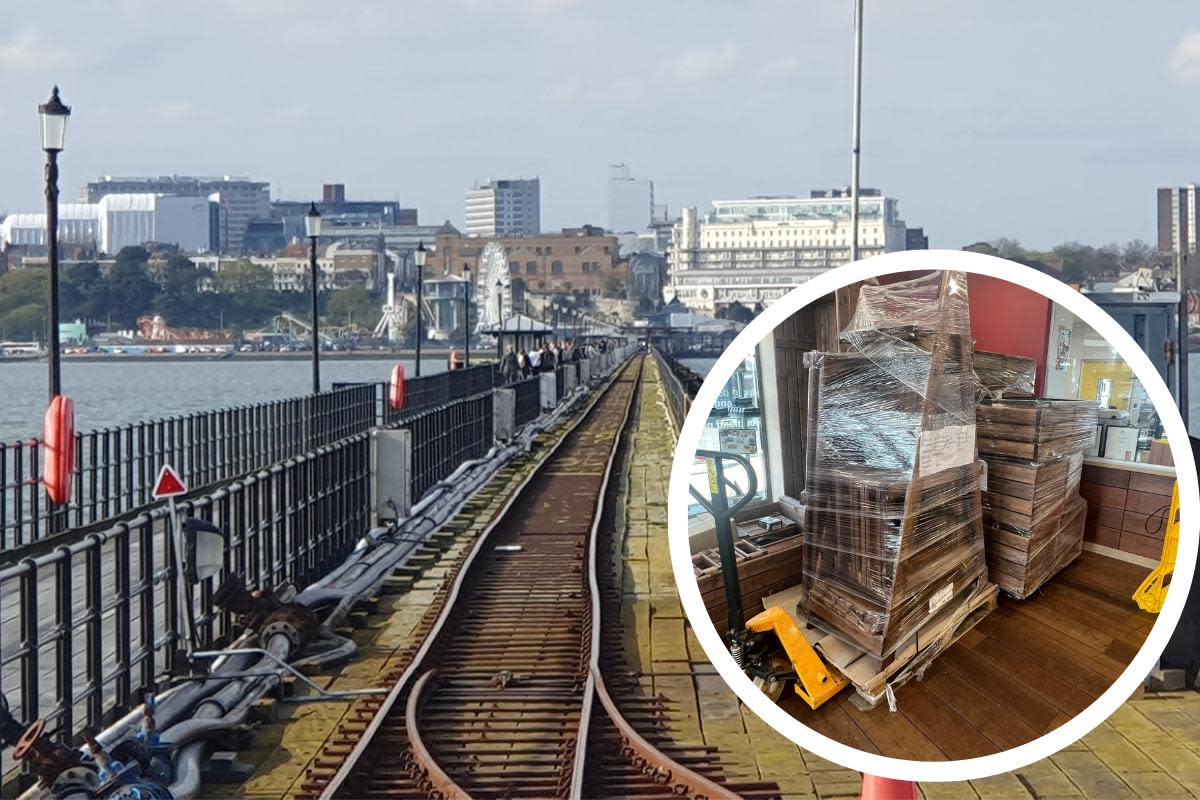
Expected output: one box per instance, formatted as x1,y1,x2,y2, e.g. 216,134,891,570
667,250,1200,782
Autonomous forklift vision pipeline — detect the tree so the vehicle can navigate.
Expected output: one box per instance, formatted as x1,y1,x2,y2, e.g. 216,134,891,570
0,269,48,340
61,261,107,324
217,260,273,296
325,285,380,329
106,247,157,327
152,254,202,326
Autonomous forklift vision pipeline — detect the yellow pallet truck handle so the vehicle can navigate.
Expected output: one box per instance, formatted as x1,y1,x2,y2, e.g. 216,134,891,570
746,606,849,710
1133,480,1179,614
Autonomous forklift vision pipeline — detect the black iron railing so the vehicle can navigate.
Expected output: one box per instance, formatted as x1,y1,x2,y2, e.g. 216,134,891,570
513,376,542,428
652,347,703,434
1,385,377,552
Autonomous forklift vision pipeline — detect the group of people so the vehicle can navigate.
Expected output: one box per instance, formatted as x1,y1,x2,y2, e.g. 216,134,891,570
499,338,595,383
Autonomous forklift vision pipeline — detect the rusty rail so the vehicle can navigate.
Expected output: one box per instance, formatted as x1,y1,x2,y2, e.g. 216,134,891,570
301,355,778,799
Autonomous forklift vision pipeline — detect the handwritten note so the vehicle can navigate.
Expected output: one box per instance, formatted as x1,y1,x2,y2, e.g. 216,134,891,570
918,424,976,476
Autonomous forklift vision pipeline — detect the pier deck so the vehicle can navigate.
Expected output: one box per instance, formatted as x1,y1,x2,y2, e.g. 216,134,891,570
223,356,1200,799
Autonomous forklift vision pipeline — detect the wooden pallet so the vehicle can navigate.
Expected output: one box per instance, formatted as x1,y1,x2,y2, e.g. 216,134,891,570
763,577,999,708
977,399,1098,460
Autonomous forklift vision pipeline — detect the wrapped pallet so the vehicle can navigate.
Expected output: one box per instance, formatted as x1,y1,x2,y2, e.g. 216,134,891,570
974,350,1036,399
801,271,989,660
976,397,1098,598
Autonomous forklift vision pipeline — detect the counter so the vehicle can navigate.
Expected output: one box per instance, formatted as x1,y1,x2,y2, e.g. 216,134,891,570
1080,457,1176,565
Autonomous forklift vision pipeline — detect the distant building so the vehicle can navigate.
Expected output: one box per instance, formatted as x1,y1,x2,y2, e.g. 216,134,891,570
1,194,209,254
270,184,416,247
607,163,654,234
193,243,383,293
433,224,628,298
906,227,929,250
1,204,99,249
667,189,909,311
87,175,270,253
464,178,540,237
1157,185,1198,256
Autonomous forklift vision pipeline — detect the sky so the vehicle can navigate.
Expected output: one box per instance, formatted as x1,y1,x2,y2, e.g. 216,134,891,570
1,1,1198,251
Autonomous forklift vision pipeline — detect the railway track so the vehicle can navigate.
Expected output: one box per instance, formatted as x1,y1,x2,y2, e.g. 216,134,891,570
300,356,778,799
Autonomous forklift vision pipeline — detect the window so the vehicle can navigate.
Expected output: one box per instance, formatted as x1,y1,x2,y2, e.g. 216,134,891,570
526,262,537,274
552,260,563,274
509,263,519,274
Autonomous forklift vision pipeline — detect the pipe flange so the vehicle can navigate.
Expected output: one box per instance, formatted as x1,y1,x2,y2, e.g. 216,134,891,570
260,620,302,651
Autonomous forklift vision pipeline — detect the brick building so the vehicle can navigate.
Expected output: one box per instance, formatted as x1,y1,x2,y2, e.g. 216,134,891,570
433,225,630,298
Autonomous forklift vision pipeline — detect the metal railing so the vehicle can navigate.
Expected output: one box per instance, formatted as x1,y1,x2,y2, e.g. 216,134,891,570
0,432,372,749
1,385,377,553
652,347,703,434
0,382,504,753
513,376,542,428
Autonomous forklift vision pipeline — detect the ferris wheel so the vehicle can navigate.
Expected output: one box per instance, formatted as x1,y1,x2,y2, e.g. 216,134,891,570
475,241,512,333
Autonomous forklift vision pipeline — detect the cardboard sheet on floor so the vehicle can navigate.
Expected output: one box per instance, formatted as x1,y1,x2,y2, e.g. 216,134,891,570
762,579,998,707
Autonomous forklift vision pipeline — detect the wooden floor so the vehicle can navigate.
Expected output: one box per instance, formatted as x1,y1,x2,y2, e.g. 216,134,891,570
780,551,1157,760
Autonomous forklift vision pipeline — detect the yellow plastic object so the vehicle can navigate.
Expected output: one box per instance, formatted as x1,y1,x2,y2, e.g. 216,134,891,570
746,606,849,709
1134,481,1179,614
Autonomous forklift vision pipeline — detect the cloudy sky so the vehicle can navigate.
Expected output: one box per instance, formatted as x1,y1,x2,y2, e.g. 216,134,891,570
1,1,1198,249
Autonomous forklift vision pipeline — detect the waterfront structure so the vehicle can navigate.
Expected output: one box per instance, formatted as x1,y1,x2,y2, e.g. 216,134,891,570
667,188,908,311
608,163,654,234
1157,184,1198,256
464,178,540,237
86,175,269,253
433,224,628,298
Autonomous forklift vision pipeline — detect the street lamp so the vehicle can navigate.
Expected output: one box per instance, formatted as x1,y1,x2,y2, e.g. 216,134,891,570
414,242,427,376
40,86,70,401
305,202,322,394
462,266,472,367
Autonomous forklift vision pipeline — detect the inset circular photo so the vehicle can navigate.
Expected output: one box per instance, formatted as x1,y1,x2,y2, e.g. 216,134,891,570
668,251,1198,782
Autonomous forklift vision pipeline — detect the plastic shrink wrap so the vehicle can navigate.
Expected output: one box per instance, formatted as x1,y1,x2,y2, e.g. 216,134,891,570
801,271,988,659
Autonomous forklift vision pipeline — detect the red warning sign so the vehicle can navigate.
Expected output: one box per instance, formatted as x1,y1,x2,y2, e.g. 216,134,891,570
152,464,188,500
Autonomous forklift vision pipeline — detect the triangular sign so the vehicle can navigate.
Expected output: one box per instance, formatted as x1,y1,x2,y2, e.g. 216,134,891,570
152,464,188,499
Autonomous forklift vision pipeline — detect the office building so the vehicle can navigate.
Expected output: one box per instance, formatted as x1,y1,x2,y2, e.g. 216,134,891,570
86,175,270,253
1158,185,1199,256
667,189,909,311
608,163,654,234
464,178,540,237
433,224,627,297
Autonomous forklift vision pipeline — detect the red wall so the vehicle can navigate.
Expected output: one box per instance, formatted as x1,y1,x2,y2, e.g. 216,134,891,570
965,274,1053,395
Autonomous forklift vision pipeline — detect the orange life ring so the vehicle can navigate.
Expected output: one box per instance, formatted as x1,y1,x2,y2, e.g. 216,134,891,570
43,395,76,505
389,364,407,410
449,349,463,371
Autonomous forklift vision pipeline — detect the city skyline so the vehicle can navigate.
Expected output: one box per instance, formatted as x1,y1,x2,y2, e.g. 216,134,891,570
1,1,1199,249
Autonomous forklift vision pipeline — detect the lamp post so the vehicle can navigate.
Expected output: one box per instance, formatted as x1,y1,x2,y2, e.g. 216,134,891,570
40,86,70,401
495,279,504,360
305,202,322,394
462,266,472,367
414,242,427,376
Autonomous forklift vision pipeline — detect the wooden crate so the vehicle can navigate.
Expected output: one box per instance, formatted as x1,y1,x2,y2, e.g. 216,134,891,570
977,399,1098,460
986,497,1087,599
800,271,988,660
694,534,806,631
974,350,1036,398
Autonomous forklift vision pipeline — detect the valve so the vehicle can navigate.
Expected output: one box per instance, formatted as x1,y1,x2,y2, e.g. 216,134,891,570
214,575,320,651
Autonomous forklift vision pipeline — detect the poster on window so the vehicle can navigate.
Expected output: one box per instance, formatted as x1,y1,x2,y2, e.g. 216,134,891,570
719,427,759,455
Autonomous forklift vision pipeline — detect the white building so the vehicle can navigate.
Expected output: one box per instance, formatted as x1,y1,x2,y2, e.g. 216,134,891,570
668,190,908,311
464,178,540,237
98,194,210,254
608,163,654,234
1,204,100,249
87,175,269,253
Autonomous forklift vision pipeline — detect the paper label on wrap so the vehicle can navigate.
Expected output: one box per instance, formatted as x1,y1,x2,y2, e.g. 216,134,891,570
979,459,988,492
919,424,976,476
929,583,954,614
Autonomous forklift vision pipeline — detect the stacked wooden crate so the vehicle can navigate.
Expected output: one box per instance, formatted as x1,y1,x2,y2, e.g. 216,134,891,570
976,398,1098,598
974,350,1036,398
693,534,805,629
800,271,990,661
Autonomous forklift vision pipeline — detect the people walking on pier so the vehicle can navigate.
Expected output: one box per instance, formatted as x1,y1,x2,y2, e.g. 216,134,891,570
527,346,542,373
500,345,520,383
517,348,529,377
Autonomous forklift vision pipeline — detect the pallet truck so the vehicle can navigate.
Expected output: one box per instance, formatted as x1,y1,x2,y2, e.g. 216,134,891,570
690,450,848,709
